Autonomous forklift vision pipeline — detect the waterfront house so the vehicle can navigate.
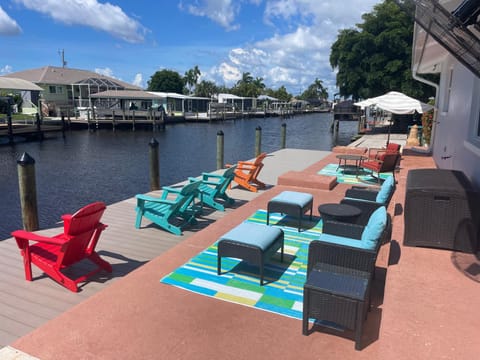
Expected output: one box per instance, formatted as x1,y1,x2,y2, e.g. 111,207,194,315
3,66,141,117
148,91,211,119
217,93,257,112
0,77,43,115
410,0,480,188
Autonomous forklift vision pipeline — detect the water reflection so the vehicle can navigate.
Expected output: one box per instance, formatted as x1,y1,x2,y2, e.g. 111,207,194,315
0,113,358,240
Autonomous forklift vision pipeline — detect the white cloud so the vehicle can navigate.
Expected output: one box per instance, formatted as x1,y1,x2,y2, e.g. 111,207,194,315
0,6,22,35
95,67,115,78
132,73,143,88
210,0,379,94
1,65,13,74
180,0,240,31
15,0,146,43
216,62,242,83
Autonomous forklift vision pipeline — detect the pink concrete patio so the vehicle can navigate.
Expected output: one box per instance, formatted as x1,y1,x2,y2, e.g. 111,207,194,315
8,149,480,359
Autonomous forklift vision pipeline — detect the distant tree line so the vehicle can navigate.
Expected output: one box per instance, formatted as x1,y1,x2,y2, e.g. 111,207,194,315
146,69,328,103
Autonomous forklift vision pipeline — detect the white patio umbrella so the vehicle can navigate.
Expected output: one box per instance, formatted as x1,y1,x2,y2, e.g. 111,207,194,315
354,91,434,144
373,91,434,114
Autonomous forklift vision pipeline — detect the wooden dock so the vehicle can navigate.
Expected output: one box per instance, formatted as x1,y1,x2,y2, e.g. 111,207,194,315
0,149,330,349
0,124,64,144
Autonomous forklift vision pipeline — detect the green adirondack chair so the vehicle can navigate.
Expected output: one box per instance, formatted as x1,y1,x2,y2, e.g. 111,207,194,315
189,165,237,211
135,180,202,236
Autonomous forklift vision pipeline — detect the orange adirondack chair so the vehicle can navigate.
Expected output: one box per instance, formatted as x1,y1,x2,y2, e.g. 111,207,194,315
12,202,112,292
226,152,267,192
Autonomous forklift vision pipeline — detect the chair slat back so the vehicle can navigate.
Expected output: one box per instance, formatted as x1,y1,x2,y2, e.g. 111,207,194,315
217,165,237,193
60,202,106,266
380,153,400,172
177,181,201,212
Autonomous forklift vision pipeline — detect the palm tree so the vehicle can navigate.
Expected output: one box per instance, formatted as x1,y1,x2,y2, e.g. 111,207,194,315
184,65,201,94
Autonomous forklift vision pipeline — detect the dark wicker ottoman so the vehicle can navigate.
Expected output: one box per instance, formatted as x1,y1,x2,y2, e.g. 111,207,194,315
217,222,284,285
267,191,313,231
303,263,370,350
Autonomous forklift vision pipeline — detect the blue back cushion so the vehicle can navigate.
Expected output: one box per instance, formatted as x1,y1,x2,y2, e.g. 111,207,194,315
361,206,387,247
376,176,394,204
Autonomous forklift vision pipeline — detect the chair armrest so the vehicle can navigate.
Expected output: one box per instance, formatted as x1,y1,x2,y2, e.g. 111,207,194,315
307,240,377,276
345,188,378,201
12,229,66,246
135,194,176,205
323,220,364,239
237,160,255,167
367,147,384,158
201,179,220,186
201,172,223,180
162,185,183,193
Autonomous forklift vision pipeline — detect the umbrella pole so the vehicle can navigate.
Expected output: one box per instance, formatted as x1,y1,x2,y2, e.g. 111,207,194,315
386,118,392,146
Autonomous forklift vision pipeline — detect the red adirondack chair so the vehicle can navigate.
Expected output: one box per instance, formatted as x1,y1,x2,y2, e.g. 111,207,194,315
12,202,112,292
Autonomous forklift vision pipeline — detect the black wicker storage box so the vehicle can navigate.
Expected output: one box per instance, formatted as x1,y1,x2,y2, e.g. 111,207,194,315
404,169,479,253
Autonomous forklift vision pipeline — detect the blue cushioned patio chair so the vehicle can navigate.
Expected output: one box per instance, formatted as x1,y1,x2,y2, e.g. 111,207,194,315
341,175,395,225
188,165,237,211
135,180,202,236
317,206,388,273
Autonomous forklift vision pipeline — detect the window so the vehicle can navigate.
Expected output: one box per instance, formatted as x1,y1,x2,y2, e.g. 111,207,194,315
442,67,453,112
49,86,56,94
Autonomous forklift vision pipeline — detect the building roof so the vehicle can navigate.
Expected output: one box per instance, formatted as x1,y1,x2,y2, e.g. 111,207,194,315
90,90,161,99
0,77,43,91
3,66,141,90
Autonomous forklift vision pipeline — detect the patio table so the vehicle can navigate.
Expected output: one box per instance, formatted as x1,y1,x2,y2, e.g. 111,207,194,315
336,154,366,176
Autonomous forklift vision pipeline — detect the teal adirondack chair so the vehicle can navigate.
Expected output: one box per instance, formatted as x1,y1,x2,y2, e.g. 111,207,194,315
135,180,202,235
189,165,237,211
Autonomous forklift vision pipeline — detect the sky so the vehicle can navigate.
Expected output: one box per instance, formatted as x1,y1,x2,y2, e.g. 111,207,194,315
0,0,381,97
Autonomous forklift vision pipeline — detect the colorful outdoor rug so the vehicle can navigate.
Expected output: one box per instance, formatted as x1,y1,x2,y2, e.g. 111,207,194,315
318,163,392,186
160,209,322,320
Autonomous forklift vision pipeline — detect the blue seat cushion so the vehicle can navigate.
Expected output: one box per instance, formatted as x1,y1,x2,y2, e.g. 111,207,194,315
270,191,313,207
219,222,283,251
319,233,376,250
361,206,387,247
376,176,394,204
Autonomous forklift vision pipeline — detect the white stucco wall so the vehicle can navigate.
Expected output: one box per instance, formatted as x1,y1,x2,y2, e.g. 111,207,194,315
432,58,480,189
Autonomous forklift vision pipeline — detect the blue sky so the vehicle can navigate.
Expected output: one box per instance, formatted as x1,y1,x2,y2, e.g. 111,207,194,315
0,0,381,96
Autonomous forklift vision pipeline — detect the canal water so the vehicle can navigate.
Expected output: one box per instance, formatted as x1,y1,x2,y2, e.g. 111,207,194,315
0,113,358,240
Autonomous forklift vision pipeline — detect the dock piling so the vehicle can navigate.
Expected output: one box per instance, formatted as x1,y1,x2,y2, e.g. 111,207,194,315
216,130,224,170
281,123,286,149
149,138,160,191
255,126,262,157
61,115,66,138
17,152,39,232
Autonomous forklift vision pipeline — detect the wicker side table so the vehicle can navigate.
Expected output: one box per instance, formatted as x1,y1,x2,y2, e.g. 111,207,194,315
303,263,370,350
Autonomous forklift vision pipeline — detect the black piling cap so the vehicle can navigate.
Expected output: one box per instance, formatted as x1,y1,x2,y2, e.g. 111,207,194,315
17,152,35,165
256,126,262,130
217,130,224,136
149,138,159,147
282,123,286,128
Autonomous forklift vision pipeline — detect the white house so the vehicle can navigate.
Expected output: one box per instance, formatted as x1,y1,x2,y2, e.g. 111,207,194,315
410,0,480,188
